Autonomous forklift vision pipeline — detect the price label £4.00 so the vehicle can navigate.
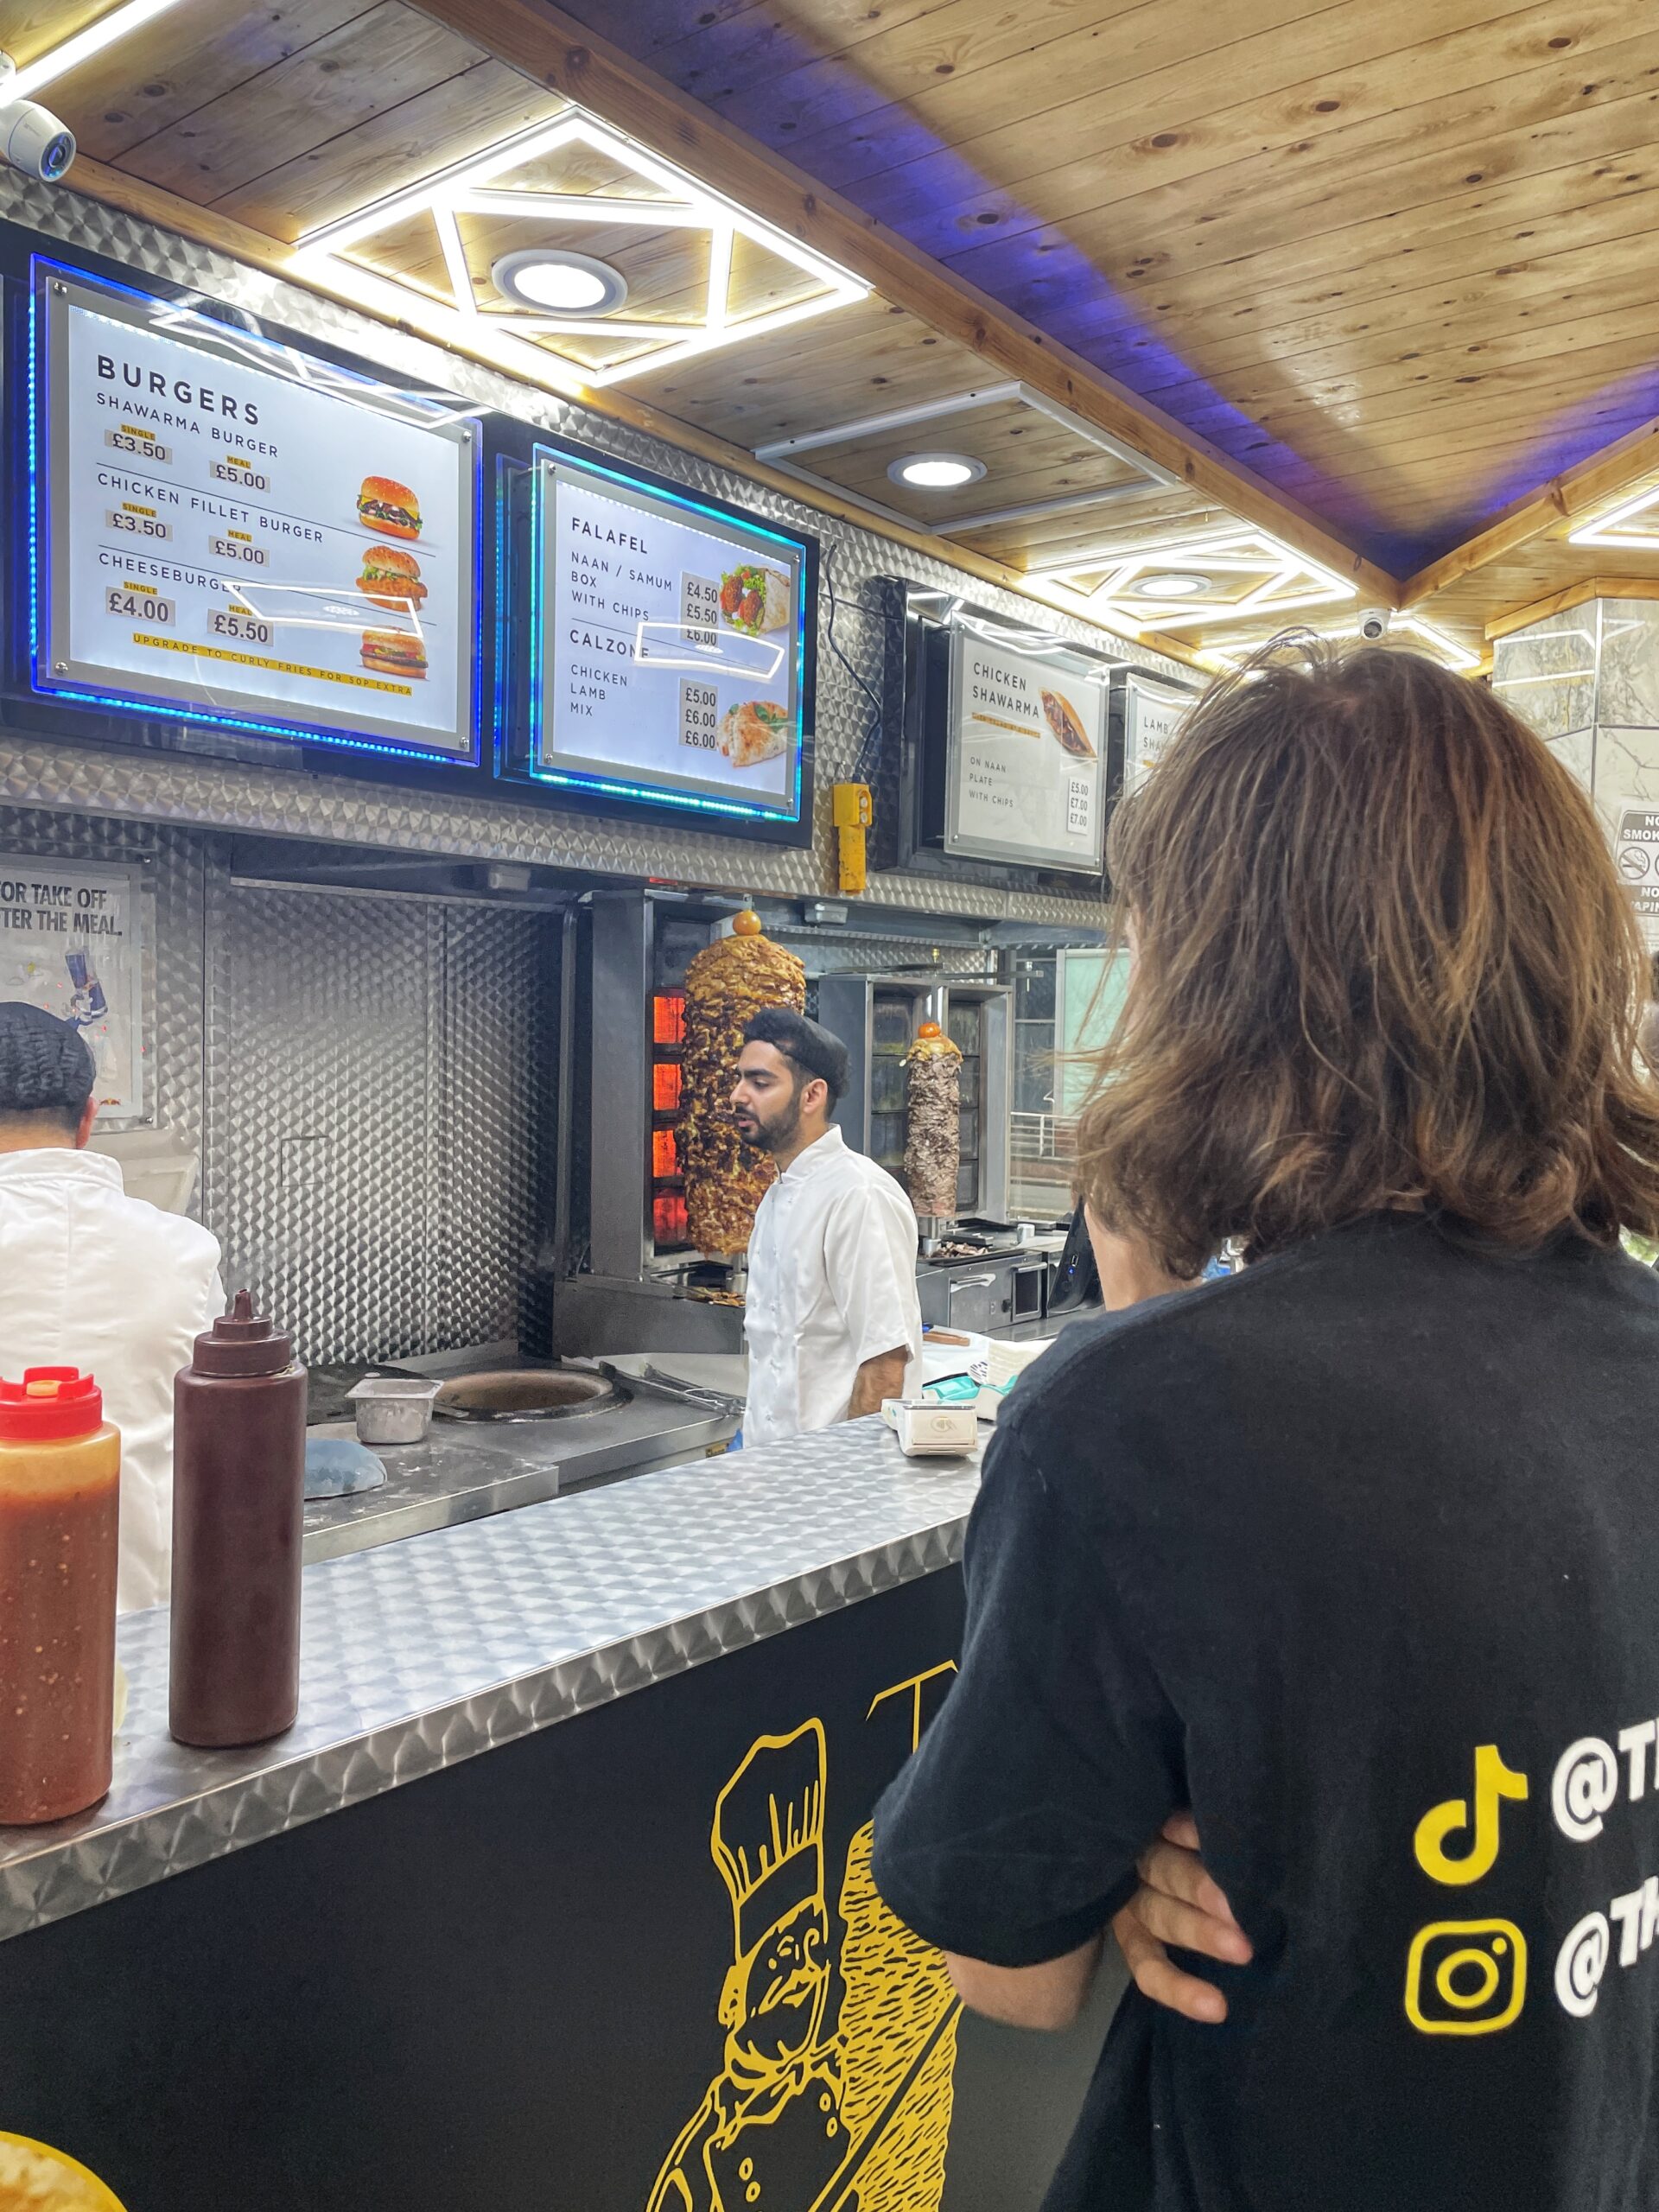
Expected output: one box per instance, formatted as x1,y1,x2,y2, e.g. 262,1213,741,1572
680,679,720,753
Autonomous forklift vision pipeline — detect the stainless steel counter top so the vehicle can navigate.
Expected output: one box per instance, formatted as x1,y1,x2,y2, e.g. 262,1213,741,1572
302,1377,737,1563
0,1416,981,1946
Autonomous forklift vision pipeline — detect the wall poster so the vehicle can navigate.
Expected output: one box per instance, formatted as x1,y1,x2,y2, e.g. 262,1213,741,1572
531,445,809,824
944,625,1108,874
1612,802,1659,950
1122,674,1193,793
30,259,479,766
0,859,146,1122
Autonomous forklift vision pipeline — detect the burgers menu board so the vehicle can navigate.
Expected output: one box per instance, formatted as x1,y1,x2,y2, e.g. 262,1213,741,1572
31,262,477,763
531,447,806,822
944,625,1108,873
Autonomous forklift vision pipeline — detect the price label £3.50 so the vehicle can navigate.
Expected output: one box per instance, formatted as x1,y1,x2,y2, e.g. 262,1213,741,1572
680,678,720,753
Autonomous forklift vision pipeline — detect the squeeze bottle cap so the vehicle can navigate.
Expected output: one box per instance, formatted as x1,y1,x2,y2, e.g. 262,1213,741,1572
190,1289,295,1378
0,1367,104,1440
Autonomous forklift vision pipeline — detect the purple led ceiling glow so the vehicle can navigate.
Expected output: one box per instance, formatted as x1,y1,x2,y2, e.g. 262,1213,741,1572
551,0,1659,576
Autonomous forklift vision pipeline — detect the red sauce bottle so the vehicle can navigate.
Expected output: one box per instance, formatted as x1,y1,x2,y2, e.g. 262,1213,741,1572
169,1292,307,1749
0,1368,120,1825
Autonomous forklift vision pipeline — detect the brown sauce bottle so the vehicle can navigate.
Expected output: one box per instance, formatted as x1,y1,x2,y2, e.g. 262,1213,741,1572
0,1369,120,1824
169,1292,307,1748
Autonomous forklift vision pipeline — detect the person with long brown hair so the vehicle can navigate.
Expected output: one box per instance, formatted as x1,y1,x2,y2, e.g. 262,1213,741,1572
872,643,1659,2212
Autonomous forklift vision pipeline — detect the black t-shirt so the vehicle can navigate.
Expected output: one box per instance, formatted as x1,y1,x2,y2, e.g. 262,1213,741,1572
872,1214,1659,2211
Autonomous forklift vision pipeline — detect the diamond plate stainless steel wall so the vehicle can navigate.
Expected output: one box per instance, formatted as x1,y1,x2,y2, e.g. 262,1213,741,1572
0,803,547,1365
203,875,549,1363
0,174,1185,929
439,899,551,1351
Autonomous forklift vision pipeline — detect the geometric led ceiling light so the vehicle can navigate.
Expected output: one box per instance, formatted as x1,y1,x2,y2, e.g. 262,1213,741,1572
291,109,868,389
1198,612,1481,676
1567,480,1659,551
1323,612,1481,672
1036,525,1357,632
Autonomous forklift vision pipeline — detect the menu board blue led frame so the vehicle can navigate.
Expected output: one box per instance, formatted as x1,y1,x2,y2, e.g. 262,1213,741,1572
28,257,481,766
528,442,810,827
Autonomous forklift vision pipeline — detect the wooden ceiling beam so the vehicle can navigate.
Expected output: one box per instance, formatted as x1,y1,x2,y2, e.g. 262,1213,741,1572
399,0,1399,607
1485,576,1659,642
1404,413,1659,608
60,154,1206,670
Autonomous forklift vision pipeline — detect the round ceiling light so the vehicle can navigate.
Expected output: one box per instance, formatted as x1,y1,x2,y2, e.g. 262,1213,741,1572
491,249,629,316
1136,574,1211,600
888,452,988,490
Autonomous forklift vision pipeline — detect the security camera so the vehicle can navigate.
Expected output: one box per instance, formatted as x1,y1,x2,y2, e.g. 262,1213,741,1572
0,57,75,184
1357,607,1392,642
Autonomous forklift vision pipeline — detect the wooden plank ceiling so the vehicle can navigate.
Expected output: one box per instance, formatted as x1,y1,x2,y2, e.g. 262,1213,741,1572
18,0,1659,669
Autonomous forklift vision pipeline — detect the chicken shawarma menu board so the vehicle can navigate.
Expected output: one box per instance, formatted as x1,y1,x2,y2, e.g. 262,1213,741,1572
33,266,476,762
533,453,805,820
944,628,1107,873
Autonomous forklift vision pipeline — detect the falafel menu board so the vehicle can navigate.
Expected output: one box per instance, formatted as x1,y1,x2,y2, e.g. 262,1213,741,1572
530,444,807,823
29,262,478,764
944,624,1108,872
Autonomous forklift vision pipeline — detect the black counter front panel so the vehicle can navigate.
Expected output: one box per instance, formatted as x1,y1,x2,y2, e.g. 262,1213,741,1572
0,1568,1122,2210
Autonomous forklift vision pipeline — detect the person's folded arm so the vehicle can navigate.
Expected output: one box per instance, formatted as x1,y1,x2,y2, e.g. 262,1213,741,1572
942,1932,1106,2031
870,1416,1186,2026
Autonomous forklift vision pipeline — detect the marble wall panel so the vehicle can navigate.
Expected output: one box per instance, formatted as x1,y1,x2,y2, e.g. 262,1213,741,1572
1595,602,1659,730
1491,607,1599,745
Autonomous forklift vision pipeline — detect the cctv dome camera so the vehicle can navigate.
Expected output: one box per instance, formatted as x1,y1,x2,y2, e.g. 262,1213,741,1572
1357,608,1391,642
1,102,76,181
0,57,75,185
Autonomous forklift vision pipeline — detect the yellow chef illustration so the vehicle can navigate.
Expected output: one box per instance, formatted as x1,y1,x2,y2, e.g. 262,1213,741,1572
647,1715,959,2212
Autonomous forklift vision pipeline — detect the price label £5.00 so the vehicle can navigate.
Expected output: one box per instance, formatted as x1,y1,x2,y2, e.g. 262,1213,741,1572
680,678,720,753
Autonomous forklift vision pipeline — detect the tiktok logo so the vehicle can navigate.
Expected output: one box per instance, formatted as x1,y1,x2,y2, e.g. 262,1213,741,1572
1414,1744,1530,1885
1406,1745,1531,2037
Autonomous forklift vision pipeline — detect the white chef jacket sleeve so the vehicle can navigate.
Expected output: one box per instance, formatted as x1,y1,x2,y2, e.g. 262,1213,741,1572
822,1182,921,1368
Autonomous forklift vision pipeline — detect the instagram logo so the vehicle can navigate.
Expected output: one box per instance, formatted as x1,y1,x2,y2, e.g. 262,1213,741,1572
1405,1920,1528,2036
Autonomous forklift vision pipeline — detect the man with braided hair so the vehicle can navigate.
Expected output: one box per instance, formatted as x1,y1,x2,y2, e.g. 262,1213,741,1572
0,1001,221,1611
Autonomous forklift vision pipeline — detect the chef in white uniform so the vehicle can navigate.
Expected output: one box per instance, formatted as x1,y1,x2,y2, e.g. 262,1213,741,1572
732,1007,921,1445
0,1001,223,1611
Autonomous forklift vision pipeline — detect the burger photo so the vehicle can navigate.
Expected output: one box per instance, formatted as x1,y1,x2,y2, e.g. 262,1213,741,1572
356,543,428,611
357,475,421,541
360,628,428,681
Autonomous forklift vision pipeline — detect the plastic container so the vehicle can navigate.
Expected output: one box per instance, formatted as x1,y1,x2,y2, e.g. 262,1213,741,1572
169,1292,307,1749
346,1376,441,1446
0,1368,120,1825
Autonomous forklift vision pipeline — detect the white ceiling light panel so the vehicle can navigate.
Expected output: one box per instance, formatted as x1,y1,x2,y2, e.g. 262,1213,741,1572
290,109,868,389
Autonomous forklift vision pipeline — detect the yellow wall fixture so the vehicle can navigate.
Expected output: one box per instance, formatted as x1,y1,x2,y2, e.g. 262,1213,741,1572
833,782,873,895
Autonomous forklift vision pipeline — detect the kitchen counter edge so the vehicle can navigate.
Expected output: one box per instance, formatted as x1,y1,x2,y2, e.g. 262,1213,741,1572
0,1417,982,1944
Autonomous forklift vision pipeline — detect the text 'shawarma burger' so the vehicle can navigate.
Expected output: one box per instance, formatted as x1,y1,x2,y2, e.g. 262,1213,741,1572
357,475,421,541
